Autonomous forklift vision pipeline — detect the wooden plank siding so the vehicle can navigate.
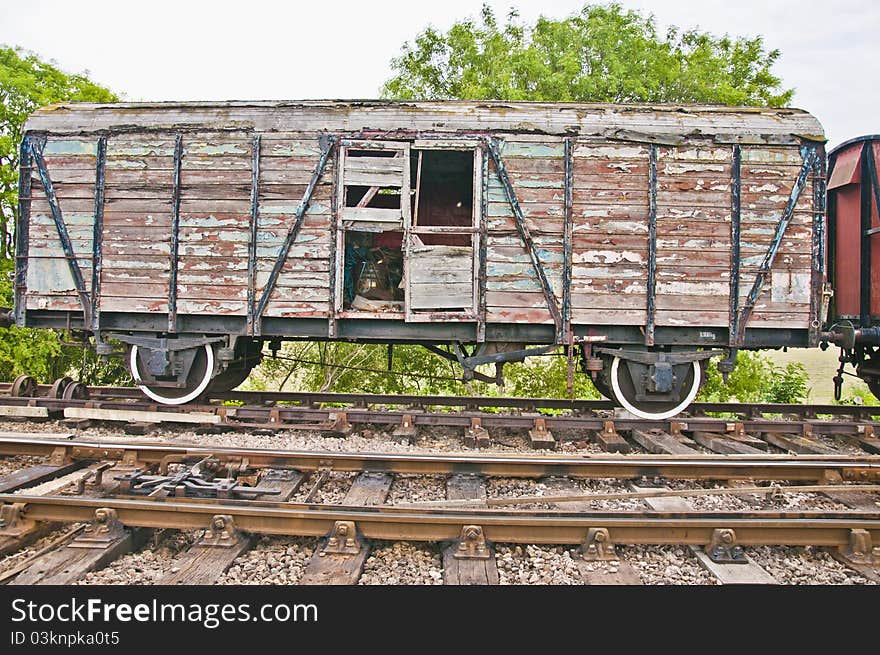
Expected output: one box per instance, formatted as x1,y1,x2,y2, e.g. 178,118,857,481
26,138,97,312
20,100,823,338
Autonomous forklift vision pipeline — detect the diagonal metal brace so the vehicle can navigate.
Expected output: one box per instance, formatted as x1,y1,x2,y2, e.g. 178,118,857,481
28,137,91,325
735,146,818,344
485,138,564,343
252,134,336,334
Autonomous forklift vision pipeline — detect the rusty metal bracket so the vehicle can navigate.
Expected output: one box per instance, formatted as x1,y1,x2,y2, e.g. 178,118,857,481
200,515,245,548
392,414,418,443
121,450,140,468
324,411,352,435
69,507,126,548
0,503,35,536
464,417,490,448
528,418,556,450
837,529,877,566
321,520,363,556
75,462,114,494
49,446,69,466
452,525,491,560
669,421,689,441
706,528,746,564
582,527,617,561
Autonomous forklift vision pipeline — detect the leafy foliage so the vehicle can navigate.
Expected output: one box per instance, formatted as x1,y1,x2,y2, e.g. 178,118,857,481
0,257,130,384
382,3,793,107
1,46,118,258
835,382,880,406
698,351,810,404
0,47,119,383
246,342,601,399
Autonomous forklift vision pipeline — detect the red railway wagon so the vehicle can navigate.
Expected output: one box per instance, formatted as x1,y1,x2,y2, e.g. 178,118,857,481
823,135,880,397
15,100,828,417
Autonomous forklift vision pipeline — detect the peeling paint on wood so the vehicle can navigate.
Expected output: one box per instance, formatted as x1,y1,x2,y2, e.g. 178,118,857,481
20,101,823,341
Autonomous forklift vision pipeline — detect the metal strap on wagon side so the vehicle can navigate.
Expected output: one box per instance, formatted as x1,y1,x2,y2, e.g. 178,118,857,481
27,135,92,327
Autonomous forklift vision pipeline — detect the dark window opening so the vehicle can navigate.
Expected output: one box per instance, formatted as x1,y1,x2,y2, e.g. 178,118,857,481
342,230,404,312
411,149,474,247
345,185,401,209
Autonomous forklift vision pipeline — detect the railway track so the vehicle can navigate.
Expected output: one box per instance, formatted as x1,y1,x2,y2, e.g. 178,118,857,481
0,432,878,585
0,381,878,584
0,381,879,456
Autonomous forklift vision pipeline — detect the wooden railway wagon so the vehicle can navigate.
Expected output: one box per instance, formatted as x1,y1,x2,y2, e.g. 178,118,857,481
823,135,880,399
16,100,828,417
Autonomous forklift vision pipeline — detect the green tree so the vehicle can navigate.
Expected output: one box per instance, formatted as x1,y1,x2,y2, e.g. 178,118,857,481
1,46,118,258
0,46,120,384
382,3,793,107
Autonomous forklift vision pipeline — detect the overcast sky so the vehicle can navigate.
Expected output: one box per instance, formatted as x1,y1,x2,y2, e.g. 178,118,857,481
1,0,876,148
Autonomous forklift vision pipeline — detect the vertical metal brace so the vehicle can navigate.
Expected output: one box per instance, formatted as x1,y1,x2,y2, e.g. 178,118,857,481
328,138,340,339
735,146,818,344
826,153,838,315
485,138,564,342
645,144,658,346
563,137,575,394
29,138,91,325
810,146,827,344
254,134,335,335
246,134,261,335
861,143,879,326
167,135,184,334
14,137,33,327
91,136,107,336
562,137,574,335
729,144,742,346
477,140,489,343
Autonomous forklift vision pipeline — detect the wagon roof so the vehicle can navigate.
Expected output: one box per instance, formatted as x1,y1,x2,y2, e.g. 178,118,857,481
25,99,824,143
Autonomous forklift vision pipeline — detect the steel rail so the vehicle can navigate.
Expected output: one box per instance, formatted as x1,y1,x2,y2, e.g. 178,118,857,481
2,493,878,547
3,383,880,419
1,394,878,441
0,436,877,481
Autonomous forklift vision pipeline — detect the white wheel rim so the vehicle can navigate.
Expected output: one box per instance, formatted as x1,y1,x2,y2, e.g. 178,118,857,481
130,344,214,405
610,356,701,420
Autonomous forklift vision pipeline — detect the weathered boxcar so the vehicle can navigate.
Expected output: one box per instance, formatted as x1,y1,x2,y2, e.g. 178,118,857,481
823,135,880,398
16,100,827,417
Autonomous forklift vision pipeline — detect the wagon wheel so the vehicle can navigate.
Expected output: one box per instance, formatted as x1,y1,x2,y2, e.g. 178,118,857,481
207,339,263,394
608,356,703,420
207,365,255,394
62,381,89,401
11,374,37,398
129,344,214,405
590,375,614,401
49,377,73,399
865,377,880,402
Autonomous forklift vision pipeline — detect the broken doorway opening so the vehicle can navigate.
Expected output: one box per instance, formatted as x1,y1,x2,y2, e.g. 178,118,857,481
338,141,478,317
